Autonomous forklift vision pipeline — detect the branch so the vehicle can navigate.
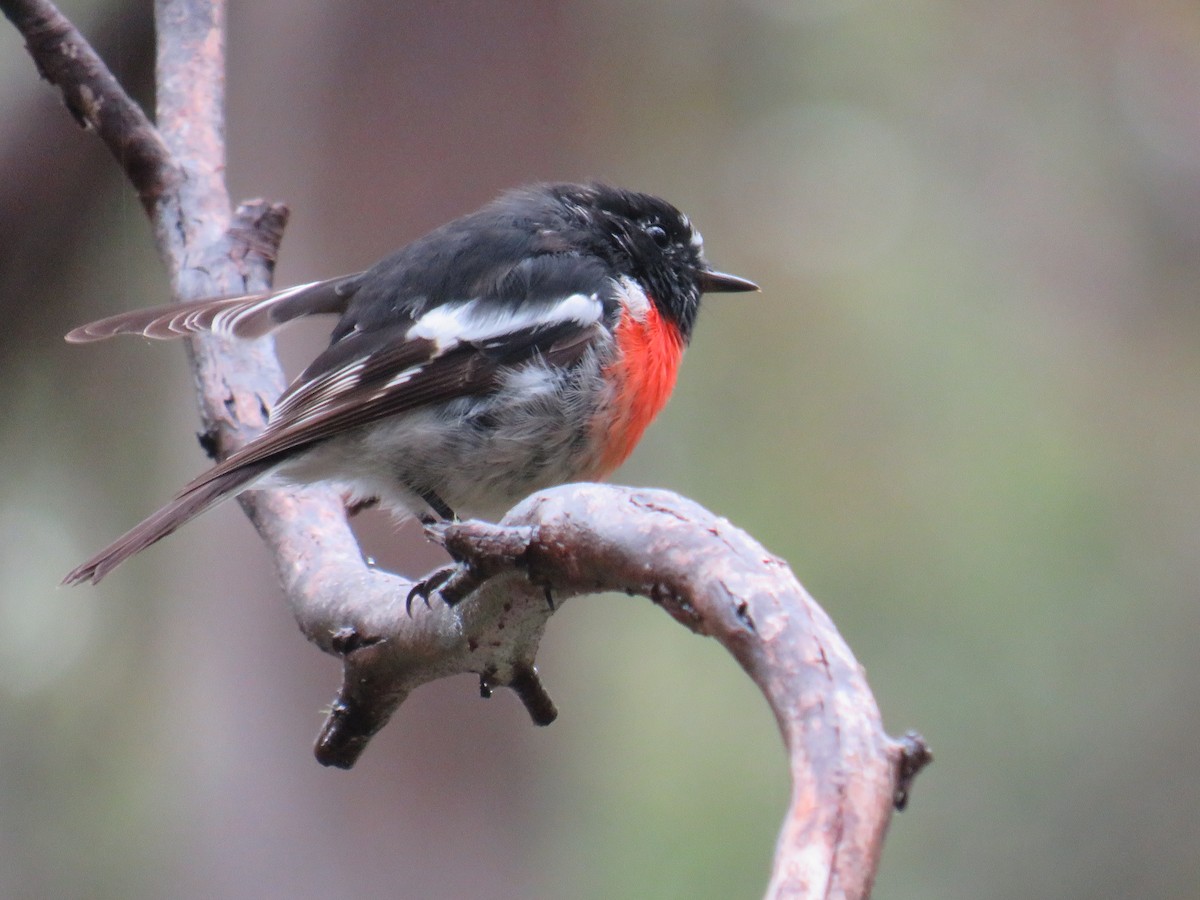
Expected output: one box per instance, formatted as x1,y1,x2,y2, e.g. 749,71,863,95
1,0,178,211
424,484,931,898
6,3,930,896
290,481,934,894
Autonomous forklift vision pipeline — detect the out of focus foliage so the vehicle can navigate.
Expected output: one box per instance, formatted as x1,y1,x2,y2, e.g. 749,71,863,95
0,1,1196,897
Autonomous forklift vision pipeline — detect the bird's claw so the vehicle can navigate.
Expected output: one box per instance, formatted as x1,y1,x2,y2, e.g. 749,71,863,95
405,565,457,615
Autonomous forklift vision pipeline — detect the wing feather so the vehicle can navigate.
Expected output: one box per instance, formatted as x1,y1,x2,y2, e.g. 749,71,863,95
72,228,616,502
65,275,362,343
176,314,602,495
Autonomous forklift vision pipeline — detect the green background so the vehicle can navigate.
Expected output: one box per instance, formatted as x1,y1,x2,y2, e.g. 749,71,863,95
1,1,1197,896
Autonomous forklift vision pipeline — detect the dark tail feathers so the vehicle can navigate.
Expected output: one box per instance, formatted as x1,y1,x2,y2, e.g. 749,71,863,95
63,462,270,585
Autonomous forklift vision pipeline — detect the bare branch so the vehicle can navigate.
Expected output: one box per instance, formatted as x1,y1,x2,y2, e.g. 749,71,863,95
381,484,930,899
0,0,179,211
281,479,935,895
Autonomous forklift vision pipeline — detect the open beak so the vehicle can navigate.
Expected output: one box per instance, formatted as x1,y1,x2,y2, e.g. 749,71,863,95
698,268,760,294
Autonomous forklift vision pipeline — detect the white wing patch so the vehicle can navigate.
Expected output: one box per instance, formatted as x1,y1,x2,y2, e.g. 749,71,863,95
407,292,602,351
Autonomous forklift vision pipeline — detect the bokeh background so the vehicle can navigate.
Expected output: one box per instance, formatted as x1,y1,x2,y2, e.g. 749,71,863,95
2,0,1199,897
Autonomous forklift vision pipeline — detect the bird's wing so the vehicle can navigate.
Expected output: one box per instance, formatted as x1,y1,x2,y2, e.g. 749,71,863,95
176,256,613,493
64,275,364,343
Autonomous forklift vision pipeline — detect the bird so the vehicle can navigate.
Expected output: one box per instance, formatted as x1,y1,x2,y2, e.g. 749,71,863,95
62,182,758,586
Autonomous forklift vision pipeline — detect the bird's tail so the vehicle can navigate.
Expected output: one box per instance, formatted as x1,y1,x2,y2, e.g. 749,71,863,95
63,461,271,586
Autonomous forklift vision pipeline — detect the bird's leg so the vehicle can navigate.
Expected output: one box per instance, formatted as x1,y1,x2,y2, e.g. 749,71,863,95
406,490,463,613
417,489,456,523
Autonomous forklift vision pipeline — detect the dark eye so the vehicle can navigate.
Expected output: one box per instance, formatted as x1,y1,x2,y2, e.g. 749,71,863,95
644,224,670,249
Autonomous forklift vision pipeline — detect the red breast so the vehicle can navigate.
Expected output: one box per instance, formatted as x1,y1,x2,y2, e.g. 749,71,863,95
587,302,685,478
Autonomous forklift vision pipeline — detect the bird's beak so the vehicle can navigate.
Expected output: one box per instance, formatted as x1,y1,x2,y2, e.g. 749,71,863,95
698,268,759,294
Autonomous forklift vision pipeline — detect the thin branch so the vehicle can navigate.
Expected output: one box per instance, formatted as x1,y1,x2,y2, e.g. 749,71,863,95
1,0,178,211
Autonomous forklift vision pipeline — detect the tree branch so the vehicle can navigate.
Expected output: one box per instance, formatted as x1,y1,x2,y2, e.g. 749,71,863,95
1,0,178,211
5,2,930,896
424,484,931,899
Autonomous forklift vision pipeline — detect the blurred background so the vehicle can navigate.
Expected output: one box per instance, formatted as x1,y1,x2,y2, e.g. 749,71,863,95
2,0,1198,896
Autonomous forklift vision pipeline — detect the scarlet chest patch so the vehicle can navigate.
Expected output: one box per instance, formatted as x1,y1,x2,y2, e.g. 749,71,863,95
588,304,684,478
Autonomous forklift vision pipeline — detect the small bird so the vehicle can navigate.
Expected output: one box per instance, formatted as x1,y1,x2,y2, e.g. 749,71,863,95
63,182,758,585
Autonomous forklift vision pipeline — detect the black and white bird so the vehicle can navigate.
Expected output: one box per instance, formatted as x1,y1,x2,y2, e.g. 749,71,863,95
63,182,758,585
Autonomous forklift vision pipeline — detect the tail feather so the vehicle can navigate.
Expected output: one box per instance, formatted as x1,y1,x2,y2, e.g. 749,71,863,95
63,462,271,585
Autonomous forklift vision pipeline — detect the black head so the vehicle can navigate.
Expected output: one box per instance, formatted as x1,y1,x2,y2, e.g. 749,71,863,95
535,183,758,340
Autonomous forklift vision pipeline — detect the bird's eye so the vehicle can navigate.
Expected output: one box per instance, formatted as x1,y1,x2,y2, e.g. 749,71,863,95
644,224,670,249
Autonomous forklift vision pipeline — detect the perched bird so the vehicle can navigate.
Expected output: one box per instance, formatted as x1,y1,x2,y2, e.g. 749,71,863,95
63,182,757,585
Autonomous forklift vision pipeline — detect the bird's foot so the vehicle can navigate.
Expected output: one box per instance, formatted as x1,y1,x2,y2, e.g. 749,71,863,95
405,565,455,615
405,564,484,614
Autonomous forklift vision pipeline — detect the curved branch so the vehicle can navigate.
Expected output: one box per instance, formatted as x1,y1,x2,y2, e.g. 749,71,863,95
317,484,931,897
